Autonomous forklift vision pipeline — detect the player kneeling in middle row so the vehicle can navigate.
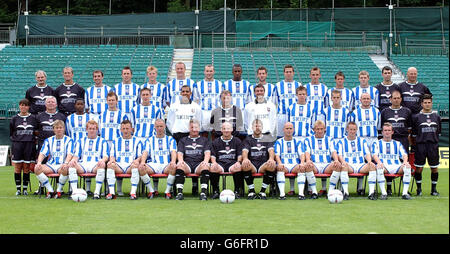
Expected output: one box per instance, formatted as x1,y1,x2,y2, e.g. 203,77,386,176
241,119,276,200
139,119,178,199
68,120,109,199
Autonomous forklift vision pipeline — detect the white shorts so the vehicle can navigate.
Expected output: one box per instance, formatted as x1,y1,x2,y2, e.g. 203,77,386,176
147,162,168,174
313,162,330,174
283,164,297,173
116,162,132,173
277,114,288,137
384,164,402,174
201,110,212,132
46,163,62,173
79,161,98,173
349,163,366,173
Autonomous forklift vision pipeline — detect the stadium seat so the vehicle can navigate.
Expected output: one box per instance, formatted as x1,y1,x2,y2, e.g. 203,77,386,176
348,172,368,195
383,173,405,197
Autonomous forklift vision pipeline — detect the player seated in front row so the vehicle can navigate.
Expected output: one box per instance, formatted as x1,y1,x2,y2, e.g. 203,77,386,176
106,120,143,200
67,120,109,199
241,119,276,200
335,121,375,200
210,122,243,199
34,120,74,199
303,120,341,199
139,119,178,199
274,122,306,200
175,119,211,201
372,122,412,200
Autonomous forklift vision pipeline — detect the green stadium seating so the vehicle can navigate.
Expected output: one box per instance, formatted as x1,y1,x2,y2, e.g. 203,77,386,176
0,44,173,117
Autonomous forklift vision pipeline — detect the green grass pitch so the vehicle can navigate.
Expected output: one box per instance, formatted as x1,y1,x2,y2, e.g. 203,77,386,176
0,166,448,234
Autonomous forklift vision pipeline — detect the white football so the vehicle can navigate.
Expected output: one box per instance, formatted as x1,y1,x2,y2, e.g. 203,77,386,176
327,189,344,204
71,188,88,202
219,189,235,204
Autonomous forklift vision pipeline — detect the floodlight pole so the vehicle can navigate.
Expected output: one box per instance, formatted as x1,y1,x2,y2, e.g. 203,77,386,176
224,0,227,50
389,0,393,57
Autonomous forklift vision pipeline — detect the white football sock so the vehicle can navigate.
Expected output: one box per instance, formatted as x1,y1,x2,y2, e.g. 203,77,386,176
94,168,105,195
165,175,175,194
297,173,306,196
377,168,387,195
37,173,53,193
340,171,349,195
403,166,411,195
141,174,154,193
277,172,286,197
68,167,78,191
368,171,376,195
328,171,340,192
306,171,317,194
57,174,68,192
106,169,116,195
130,168,139,195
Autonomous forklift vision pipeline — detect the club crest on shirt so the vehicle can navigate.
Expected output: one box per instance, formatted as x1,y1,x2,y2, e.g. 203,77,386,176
186,143,203,150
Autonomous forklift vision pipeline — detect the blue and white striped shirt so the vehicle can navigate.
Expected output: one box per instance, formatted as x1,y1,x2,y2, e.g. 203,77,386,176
305,83,328,113
304,136,335,163
247,83,277,105
352,85,379,109
113,82,140,114
222,79,251,111
141,82,166,109
85,84,112,115
372,139,407,165
131,104,162,138
287,102,316,137
99,109,128,141
350,106,380,138
196,79,223,111
110,136,142,164
74,136,109,163
274,137,302,165
336,137,369,164
274,80,302,115
165,78,198,106
325,87,355,111
65,113,93,140
40,135,74,165
320,106,352,139
142,135,177,164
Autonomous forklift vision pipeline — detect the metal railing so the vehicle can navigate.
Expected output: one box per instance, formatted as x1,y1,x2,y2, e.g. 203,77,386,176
203,32,384,52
